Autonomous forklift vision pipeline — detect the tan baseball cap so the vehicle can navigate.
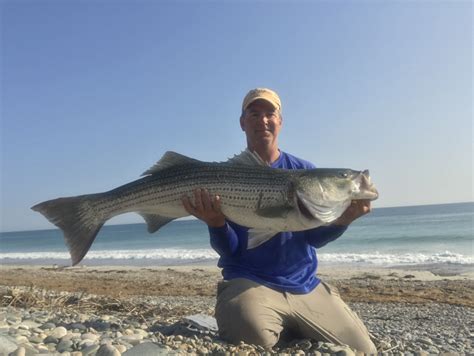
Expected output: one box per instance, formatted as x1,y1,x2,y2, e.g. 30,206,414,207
242,88,282,112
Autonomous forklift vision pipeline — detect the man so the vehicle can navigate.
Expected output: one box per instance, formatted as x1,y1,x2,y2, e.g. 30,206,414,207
182,88,377,353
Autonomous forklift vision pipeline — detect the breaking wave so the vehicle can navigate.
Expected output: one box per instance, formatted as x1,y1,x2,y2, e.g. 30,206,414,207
0,249,471,266
317,250,473,265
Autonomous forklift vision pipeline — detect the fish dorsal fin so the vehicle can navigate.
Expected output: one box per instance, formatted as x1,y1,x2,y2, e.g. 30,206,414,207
142,151,203,176
226,149,269,166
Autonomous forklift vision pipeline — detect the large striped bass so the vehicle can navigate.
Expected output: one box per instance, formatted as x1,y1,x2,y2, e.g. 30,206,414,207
32,150,378,265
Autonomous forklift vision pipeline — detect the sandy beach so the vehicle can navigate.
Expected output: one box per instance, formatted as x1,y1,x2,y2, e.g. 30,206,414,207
0,264,473,306
1,263,473,355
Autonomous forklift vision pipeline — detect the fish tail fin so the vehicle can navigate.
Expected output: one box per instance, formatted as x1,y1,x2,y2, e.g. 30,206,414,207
31,194,106,266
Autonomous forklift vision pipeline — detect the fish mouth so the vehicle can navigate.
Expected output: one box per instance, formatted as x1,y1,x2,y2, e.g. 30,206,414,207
356,170,379,200
363,189,379,200
369,187,379,199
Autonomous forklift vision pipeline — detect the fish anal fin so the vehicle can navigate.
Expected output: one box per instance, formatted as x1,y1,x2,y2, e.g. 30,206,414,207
138,213,174,233
142,151,203,176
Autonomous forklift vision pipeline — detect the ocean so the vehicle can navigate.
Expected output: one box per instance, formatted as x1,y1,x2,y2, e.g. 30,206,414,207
1,202,472,268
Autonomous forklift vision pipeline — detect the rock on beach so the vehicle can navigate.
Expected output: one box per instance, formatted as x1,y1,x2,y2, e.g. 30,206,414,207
1,296,473,355
0,265,472,355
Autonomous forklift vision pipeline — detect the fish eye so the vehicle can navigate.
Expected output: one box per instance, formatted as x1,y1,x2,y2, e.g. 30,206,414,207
339,172,349,178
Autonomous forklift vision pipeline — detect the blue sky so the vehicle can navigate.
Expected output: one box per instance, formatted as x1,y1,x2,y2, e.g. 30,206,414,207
1,0,472,232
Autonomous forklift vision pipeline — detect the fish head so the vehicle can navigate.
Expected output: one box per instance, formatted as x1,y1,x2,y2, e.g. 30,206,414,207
298,168,378,201
292,169,379,224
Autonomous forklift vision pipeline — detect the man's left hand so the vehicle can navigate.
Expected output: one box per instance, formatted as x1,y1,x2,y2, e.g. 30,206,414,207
334,200,372,226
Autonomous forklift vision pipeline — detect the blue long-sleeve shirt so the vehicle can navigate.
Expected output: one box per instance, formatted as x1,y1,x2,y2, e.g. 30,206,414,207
209,151,347,294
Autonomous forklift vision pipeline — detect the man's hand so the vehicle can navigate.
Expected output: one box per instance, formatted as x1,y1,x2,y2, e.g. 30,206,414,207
182,188,226,228
333,200,372,226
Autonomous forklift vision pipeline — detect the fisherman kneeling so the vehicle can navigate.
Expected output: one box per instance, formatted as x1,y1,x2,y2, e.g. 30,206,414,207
182,88,377,353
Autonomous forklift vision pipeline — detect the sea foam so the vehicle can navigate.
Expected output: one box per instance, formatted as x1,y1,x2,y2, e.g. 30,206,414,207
0,249,471,265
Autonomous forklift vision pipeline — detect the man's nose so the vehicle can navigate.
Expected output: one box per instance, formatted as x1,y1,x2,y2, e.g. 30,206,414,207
255,113,270,122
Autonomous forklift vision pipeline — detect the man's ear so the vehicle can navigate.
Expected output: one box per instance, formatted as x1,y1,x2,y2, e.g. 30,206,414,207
240,116,245,131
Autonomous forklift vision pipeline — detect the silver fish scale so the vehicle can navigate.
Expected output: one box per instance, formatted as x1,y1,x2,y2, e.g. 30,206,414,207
94,163,293,219
31,151,379,265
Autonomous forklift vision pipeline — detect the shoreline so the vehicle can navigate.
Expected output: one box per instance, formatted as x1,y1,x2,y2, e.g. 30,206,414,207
0,263,472,307
1,260,472,276
1,258,472,269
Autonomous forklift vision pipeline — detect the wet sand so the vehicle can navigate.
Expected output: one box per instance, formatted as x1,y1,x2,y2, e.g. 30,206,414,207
1,264,472,307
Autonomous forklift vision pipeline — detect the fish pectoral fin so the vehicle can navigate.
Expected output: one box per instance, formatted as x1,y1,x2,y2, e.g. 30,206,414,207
138,213,175,233
142,151,203,176
255,205,292,218
226,149,269,166
296,192,351,223
247,229,279,249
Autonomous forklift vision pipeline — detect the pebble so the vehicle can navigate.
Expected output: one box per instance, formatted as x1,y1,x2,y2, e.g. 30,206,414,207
134,329,148,338
51,326,68,338
198,347,209,354
20,320,42,329
82,344,100,355
122,342,170,355
28,334,44,343
57,338,74,352
0,293,472,356
298,340,312,350
39,322,56,330
120,334,143,345
9,347,26,356
69,322,87,331
15,335,28,344
81,332,99,341
43,335,59,344
96,343,121,356
90,321,111,332
115,344,127,353
418,336,433,345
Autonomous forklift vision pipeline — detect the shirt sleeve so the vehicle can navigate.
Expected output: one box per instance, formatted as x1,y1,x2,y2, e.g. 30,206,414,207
305,224,348,248
209,223,239,257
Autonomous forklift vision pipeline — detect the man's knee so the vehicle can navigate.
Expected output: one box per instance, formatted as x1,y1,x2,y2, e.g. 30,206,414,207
215,279,285,347
216,315,279,348
215,298,281,347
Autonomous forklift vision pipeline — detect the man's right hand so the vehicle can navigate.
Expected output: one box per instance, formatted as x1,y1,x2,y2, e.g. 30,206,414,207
182,188,226,228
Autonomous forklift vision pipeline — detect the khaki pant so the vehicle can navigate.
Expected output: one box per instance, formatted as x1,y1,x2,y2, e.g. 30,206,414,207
215,278,377,354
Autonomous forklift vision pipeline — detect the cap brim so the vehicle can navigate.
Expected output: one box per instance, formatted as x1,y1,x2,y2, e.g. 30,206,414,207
243,96,278,111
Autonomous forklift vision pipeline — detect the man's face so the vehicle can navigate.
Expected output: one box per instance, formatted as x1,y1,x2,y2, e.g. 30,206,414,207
240,99,282,146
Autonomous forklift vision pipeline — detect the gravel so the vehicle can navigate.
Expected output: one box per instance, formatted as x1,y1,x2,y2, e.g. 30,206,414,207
1,292,472,355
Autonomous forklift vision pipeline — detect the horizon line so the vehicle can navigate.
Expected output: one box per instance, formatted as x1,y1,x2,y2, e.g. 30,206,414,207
2,201,472,234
